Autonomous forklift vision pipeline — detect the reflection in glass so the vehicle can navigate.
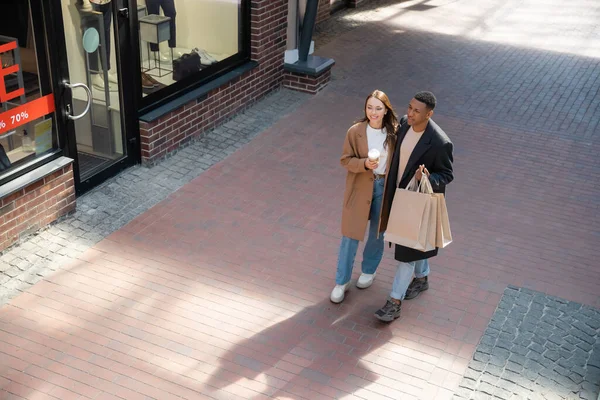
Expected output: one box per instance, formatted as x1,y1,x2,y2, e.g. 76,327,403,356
0,0,58,175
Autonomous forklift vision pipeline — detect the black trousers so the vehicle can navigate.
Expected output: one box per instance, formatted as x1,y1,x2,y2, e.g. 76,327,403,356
146,0,177,52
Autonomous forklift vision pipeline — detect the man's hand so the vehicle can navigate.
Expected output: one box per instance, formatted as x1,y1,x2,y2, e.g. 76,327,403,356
415,164,430,181
365,159,379,170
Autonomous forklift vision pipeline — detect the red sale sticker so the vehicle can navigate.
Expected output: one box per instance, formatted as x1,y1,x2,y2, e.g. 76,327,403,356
0,94,56,135
0,40,56,136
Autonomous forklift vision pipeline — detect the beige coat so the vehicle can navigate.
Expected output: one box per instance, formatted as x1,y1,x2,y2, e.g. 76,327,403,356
340,122,393,241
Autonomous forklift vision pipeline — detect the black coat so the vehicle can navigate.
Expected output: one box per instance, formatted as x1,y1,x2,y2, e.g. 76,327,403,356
379,117,454,262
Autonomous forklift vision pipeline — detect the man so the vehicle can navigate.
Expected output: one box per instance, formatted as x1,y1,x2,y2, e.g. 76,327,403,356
375,91,454,322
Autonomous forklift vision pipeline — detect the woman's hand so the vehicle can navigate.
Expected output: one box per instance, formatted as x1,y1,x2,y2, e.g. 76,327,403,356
365,159,379,170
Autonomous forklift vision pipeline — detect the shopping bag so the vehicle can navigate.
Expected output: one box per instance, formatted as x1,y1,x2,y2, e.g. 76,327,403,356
384,176,437,251
434,193,453,248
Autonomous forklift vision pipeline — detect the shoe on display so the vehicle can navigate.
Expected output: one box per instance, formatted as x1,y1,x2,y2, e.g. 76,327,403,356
142,72,161,87
141,73,155,89
192,48,217,65
356,273,376,289
374,299,402,322
330,282,350,304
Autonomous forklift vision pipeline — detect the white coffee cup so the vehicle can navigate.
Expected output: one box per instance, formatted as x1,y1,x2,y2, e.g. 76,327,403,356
368,148,380,163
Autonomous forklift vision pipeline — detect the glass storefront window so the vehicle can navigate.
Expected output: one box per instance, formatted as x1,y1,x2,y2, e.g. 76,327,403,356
137,0,244,97
0,0,59,178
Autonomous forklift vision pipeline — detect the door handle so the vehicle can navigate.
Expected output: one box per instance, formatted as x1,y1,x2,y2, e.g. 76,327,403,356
64,81,92,121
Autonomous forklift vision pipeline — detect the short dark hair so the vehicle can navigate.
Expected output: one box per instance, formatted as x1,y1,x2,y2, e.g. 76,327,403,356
414,91,436,110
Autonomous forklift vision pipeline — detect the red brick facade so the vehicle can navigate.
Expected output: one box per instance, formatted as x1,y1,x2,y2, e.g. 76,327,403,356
283,69,332,94
317,0,331,24
0,163,75,252
139,0,288,165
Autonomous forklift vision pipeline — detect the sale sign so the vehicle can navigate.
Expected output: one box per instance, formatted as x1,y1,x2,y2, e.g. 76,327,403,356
0,40,56,136
0,94,55,135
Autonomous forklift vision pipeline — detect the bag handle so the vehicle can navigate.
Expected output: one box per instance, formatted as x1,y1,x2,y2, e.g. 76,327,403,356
405,174,433,194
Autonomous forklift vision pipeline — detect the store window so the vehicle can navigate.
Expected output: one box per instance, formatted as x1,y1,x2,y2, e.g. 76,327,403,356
137,0,249,105
0,0,59,180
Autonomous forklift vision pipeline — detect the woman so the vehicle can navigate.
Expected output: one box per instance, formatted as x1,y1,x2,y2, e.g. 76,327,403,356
331,90,400,303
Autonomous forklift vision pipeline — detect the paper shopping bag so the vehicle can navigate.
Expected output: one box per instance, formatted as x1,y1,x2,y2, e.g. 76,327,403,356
434,193,453,248
384,176,437,251
424,194,438,251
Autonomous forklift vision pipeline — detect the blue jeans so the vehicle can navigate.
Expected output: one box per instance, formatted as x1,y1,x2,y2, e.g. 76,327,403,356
335,178,385,285
390,259,430,300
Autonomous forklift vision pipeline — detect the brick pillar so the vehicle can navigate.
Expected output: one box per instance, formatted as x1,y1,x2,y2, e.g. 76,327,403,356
249,0,288,88
283,69,332,94
317,0,331,24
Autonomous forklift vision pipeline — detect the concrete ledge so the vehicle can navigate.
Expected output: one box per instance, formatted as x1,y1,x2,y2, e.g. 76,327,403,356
284,55,335,77
0,157,73,199
140,61,259,123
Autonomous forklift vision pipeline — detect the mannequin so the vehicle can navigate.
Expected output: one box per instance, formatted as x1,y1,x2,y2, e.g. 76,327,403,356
85,0,118,91
145,0,177,62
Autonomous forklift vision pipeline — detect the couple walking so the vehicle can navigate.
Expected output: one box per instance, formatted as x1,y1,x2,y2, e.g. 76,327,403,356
332,89,454,322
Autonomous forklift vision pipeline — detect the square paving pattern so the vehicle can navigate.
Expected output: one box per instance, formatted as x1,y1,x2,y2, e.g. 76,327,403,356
1,0,600,399
456,287,600,400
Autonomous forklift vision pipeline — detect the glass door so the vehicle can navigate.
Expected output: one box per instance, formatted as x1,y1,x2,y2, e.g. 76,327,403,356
47,0,139,194
0,0,66,184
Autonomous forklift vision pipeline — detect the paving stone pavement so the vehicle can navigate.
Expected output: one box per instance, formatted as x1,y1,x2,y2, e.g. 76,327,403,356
314,0,401,48
0,89,310,306
1,0,600,399
454,287,600,400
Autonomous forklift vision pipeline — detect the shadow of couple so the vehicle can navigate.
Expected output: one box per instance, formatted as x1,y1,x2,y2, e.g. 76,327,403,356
204,295,396,399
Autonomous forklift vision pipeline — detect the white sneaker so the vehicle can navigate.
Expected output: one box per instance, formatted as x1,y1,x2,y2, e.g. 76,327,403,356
330,282,350,303
356,273,376,289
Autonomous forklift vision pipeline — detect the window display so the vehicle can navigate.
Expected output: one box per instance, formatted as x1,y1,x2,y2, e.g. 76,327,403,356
0,0,58,177
137,0,243,96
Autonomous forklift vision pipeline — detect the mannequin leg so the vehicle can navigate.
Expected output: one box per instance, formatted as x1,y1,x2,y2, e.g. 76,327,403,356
160,0,177,49
146,0,161,53
156,0,177,63
90,3,117,91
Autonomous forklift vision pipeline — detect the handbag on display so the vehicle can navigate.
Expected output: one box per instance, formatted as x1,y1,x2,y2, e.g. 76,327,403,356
172,52,201,82
0,144,12,172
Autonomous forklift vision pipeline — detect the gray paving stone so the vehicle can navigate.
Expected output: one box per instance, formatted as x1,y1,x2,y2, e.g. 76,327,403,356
485,364,503,378
460,377,478,390
0,89,310,305
454,387,474,399
505,361,523,374
455,286,600,400
474,351,491,363
508,353,527,366
529,342,546,354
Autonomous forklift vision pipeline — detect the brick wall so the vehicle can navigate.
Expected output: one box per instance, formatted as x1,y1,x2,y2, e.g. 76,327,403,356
139,0,289,164
317,0,331,24
0,163,75,252
283,69,332,94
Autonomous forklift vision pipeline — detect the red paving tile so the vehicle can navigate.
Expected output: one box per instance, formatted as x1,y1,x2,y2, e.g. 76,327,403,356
3,2,600,399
